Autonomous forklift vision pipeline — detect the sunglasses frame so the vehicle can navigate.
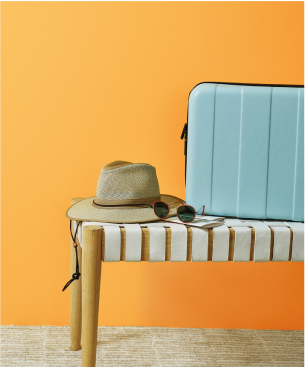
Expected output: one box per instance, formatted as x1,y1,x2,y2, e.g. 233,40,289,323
153,201,204,223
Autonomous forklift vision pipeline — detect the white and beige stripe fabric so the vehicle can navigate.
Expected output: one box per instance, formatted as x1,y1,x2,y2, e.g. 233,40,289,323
103,226,121,262
75,219,304,263
285,222,304,262
243,220,271,262
212,225,230,261
147,226,166,262
140,222,166,262
224,219,251,262
263,221,291,262
166,223,188,262
191,228,208,262
140,222,188,262
124,224,142,262
233,227,252,262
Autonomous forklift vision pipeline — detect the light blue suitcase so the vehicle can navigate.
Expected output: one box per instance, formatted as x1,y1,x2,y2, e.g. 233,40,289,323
182,82,304,221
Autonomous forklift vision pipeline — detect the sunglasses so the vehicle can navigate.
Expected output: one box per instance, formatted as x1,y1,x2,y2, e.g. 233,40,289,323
153,201,205,223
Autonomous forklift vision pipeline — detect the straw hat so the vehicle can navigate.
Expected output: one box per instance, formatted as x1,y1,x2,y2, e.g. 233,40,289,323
66,160,185,223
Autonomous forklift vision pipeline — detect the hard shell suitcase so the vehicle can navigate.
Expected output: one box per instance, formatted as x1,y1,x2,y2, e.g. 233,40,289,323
182,82,304,221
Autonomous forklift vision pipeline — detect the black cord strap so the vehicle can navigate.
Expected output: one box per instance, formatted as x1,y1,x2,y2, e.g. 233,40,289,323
62,220,82,292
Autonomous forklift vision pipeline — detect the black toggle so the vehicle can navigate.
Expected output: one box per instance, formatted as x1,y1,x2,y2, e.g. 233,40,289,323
62,270,81,292
62,220,82,292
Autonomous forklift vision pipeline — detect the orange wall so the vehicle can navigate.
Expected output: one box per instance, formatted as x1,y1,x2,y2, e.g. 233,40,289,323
1,2,304,329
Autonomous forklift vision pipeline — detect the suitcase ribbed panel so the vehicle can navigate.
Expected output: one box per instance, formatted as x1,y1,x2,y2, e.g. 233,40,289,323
186,83,304,221
212,85,241,216
293,88,304,221
267,88,300,220
237,86,271,218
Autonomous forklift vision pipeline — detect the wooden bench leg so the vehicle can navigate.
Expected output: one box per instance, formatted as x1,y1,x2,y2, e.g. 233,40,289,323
70,228,82,351
82,226,102,367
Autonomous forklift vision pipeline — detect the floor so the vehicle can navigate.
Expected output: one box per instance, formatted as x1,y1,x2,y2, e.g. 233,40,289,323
1,326,304,366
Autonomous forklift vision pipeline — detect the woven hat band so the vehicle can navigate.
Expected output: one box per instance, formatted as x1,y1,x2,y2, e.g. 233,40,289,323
93,195,161,207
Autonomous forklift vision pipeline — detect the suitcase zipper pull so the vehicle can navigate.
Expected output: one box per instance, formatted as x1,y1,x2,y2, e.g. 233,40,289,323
181,123,188,183
181,123,188,155
181,123,187,140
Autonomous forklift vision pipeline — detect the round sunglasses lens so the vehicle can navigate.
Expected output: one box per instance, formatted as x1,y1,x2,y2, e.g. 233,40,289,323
154,202,169,218
177,206,195,223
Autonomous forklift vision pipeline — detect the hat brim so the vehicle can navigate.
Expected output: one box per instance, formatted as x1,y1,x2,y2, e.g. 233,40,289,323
66,194,185,223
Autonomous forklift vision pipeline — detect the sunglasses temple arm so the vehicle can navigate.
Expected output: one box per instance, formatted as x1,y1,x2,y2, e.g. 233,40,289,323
196,205,205,215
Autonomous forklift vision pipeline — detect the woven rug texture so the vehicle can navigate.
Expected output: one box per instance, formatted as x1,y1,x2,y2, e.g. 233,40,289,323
1,326,304,366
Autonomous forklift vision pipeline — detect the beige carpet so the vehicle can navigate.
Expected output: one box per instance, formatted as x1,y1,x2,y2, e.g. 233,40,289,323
1,326,304,366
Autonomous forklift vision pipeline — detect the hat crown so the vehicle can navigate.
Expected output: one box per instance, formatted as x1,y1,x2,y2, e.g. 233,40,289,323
96,161,160,204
